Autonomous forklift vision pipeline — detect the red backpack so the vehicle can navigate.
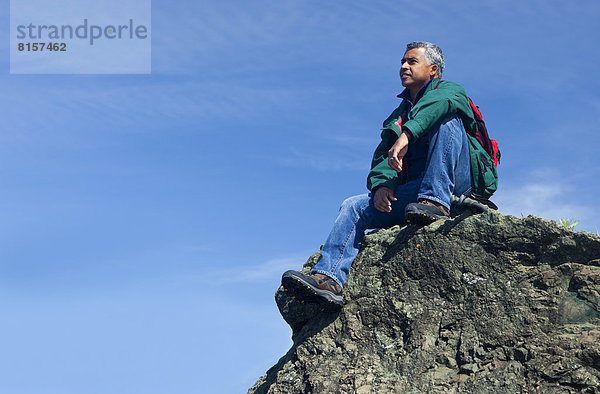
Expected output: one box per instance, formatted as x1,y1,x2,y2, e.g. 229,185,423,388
467,98,500,167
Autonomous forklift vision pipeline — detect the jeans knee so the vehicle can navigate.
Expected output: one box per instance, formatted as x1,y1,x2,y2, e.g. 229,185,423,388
339,194,369,215
440,115,464,132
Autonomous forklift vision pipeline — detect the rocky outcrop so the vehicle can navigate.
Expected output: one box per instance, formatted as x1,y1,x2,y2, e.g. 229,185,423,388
249,211,600,393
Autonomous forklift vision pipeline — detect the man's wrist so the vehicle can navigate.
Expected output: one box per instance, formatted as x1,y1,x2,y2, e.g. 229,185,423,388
401,126,413,141
373,185,391,194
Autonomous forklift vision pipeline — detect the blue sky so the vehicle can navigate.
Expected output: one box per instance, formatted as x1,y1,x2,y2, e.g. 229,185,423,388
1,1,600,393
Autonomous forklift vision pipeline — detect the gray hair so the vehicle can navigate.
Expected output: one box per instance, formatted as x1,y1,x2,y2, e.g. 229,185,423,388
406,41,444,78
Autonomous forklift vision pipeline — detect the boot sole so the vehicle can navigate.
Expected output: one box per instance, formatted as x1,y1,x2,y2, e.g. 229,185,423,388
281,271,343,307
405,204,448,225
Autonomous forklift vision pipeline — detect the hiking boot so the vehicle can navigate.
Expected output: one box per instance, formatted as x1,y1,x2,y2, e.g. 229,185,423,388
405,198,450,225
281,270,343,306
452,193,498,213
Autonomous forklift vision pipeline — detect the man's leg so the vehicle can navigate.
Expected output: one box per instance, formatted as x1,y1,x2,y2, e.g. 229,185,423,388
311,194,374,288
282,180,421,305
406,115,472,223
312,181,422,287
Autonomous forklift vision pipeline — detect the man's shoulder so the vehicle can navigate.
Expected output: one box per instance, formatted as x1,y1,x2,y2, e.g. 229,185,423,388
428,79,467,94
419,79,469,104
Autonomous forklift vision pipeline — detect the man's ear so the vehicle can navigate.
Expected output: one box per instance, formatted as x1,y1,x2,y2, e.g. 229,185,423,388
430,64,439,78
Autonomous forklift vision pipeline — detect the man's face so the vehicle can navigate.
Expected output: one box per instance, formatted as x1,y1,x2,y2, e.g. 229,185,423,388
399,47,438,90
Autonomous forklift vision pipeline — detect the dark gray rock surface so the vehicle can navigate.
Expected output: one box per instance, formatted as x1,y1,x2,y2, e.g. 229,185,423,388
249,212,600,393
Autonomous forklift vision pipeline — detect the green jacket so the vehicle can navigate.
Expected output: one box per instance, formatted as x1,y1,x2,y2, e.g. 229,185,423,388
367,78,498,198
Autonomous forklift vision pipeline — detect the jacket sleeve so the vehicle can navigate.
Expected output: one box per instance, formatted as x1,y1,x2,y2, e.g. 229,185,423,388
402,81,474,141
366,103,408,192
366,129,400,192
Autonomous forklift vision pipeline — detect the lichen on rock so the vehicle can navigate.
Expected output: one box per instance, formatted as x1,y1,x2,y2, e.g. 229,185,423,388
249,212,600,393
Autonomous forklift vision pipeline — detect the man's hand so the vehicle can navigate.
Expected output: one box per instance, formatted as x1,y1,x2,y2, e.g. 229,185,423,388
374,186,397,212
388,132,410,172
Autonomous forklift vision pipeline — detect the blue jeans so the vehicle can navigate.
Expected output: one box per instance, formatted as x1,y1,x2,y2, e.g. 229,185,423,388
312,115,472,287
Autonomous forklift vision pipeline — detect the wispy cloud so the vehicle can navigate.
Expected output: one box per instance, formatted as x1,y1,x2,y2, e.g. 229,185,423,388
275,146,370,172
494,169,597,231
187,255,308,285
267,121,379,172
230,256,306,283
0,78,322,148
150,1,407,74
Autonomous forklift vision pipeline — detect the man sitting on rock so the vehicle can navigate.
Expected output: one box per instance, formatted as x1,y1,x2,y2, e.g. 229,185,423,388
282,41,479,307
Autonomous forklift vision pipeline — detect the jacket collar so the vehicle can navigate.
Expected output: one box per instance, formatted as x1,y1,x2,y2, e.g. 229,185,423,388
397,78,440,105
